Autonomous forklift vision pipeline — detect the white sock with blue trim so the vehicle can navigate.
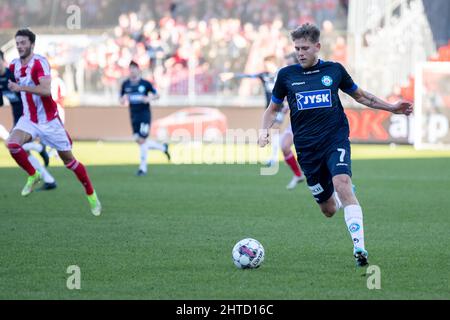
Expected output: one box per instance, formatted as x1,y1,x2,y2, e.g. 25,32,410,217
139,143,148,172
344,204,365,251
146,139,165,151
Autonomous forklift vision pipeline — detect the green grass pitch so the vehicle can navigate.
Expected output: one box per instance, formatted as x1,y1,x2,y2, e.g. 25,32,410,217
0,142,449,299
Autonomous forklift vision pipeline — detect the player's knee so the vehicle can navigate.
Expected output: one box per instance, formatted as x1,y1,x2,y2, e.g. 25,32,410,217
320,203,337,218
7,142,21,153
333,175,352,193
321,208,336,218
282,146,291,157
281,141,293,156
58,152,75,165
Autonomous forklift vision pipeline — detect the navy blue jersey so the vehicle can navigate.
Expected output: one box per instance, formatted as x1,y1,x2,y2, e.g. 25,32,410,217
120,78,157,113
271,60,357,149
0,68,23,123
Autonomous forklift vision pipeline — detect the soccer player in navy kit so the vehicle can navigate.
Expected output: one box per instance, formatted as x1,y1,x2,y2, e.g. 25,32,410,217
120,61,170,176
259,24,413,266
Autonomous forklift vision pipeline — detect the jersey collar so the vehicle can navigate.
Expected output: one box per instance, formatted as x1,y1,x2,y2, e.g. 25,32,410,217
297,59,323,71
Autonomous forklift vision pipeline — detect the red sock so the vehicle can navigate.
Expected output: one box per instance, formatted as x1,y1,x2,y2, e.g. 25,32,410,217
284,152,302,177
66,159,94,195
7,143,36,176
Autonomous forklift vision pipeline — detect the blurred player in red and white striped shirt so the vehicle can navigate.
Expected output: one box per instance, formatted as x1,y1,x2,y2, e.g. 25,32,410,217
6,29,101,216
50,67,66,123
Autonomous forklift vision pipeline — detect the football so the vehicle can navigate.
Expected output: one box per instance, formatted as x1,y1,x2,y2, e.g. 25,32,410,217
232,238,265,269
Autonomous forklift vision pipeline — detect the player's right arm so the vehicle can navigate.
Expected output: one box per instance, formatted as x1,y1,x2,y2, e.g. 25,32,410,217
258,100,283,147
119,81,128,106
143,81,159,103
119,95,128,106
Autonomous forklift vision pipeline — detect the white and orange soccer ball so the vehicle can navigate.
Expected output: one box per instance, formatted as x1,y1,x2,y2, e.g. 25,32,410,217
232,238,265,269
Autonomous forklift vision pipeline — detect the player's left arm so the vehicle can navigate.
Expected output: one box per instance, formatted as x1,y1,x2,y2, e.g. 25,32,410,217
148,90,160,101
8,76,51,97
144,82,159,103
349,87,413,115
338,63,413,115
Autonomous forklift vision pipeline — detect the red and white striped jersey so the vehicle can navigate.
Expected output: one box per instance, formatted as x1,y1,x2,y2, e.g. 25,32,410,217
9,54,58,124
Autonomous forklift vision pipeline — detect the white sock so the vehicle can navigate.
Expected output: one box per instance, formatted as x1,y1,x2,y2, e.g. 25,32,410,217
334,191,343,210
48,148,59,159
146,139,165,152
270,132,280,162
139,143,148,172
0,125,9,140
344,205,365,251
23,142,43,153
28,155,55,184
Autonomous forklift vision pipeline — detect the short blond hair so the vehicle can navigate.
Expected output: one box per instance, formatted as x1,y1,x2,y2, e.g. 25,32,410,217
290,23,320,43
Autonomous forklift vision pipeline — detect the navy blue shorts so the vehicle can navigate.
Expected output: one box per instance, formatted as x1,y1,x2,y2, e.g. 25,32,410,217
130,111,151,139
297,136,352,203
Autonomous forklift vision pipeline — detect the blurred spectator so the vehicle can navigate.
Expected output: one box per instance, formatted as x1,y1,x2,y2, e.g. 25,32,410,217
79,0,349,98
0,2,14,28
51,67,67,122
330,36,347,64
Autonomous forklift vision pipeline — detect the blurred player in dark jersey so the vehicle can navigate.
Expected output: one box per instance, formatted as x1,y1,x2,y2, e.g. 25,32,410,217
221,56,292,167
220,55,278,109
0,49,56,191
120,61,170,176
259,24,413,267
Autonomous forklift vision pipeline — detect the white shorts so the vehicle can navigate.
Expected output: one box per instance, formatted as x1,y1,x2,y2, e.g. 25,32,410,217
14,117,72,151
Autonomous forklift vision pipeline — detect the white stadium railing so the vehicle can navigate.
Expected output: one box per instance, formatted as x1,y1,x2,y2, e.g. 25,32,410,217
347,0,435,101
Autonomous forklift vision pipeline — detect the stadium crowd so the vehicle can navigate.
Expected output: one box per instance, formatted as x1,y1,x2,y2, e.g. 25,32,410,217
80,0,348,96
1,0,348,29
1,0,350,99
